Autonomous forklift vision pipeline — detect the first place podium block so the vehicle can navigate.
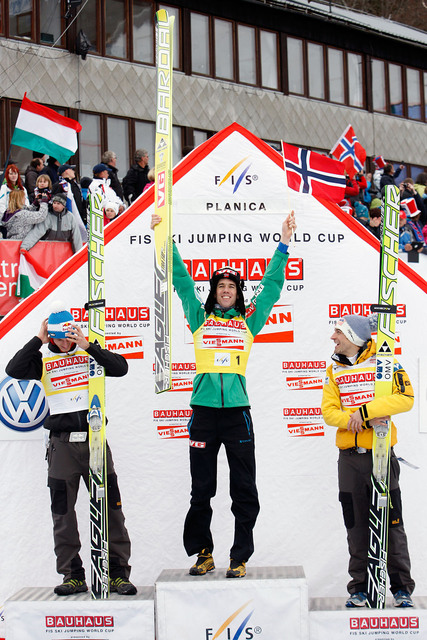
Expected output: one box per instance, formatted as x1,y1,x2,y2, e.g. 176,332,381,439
155,566,308,640
5,586,155,640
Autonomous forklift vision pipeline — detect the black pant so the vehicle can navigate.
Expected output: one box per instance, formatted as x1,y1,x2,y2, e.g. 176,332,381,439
183,405,260,563
338,449,415,595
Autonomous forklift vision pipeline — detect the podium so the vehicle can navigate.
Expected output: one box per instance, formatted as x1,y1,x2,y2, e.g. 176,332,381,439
6,575,426,639
309,596,427,640
5,586,154,640
155,566,308,640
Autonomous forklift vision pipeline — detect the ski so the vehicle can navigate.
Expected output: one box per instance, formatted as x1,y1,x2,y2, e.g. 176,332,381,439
366,184,400,609
87,188,109,599
154,8,174,393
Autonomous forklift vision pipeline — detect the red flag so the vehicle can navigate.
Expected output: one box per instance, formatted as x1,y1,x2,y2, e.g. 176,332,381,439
330,125,366,179
282,142,346,203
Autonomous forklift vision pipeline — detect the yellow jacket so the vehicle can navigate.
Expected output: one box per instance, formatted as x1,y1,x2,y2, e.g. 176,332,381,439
321,340,414,449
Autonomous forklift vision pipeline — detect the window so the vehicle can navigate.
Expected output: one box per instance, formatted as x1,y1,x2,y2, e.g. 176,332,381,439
348,53,363,108
106,0,126,59
10,102,32,169
328,48,344,104
214,18,233,80
9,0,33,39
76,0,98,54
407,68,421,120
106,117,129,180
135,120,155,164
237,24,256,85
40,0,62,45
372,59,386,112
193,130,209,147
173,126,181,165
389,64,403,116
132,0,153,63
307,42,324,99
79,113,101,178
191,13,209,75
424,72,427,120
260,29,278,90
159,4,180,69
287,37,304,95
409,165,424,179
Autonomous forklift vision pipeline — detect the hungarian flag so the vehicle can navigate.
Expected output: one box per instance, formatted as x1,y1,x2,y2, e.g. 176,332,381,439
16,251,49,298
282,142,346,203
11,94,82,164
330,125,366,179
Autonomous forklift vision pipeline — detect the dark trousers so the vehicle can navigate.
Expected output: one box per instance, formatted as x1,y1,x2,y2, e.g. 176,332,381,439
338,449,415,596
184,405,260,563
47,433,132,580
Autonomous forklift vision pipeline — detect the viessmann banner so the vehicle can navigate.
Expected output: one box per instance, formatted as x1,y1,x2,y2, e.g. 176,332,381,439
0,123,426,608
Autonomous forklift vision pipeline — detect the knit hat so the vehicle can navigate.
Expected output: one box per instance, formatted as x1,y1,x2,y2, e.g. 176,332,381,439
335,314,372,347
205,267,246,316
51,194,67,207
47,303,74,339
104,200,119,214
370,198,382,210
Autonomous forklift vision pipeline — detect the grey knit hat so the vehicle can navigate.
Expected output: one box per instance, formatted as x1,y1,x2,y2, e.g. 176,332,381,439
335,314,372,347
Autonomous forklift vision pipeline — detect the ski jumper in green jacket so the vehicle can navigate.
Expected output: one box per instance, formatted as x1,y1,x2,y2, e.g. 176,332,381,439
172,237,291,571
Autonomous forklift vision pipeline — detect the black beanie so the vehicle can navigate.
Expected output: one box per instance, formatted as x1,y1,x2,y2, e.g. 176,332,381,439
205,267,246,316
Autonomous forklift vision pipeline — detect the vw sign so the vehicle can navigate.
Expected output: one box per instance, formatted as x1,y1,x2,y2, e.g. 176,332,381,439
0,377,49,432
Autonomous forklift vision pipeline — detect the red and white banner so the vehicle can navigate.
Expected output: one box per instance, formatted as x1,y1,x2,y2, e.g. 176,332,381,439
0,241,73,316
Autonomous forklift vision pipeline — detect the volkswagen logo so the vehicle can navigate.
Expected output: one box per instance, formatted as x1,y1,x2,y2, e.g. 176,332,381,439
0,377,49,432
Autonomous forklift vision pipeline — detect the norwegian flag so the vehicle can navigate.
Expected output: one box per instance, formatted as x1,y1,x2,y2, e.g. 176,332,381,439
282,142,346,203
330,125,366,179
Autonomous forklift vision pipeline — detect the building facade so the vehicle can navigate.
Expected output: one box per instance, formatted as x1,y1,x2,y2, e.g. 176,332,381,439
0,0,426,181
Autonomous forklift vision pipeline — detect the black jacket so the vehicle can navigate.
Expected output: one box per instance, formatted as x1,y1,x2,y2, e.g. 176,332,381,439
122,163,149,204
6,336,128,433
106,164,124,201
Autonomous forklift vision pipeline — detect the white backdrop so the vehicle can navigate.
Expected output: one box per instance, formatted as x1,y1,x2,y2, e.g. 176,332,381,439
1,124,427,610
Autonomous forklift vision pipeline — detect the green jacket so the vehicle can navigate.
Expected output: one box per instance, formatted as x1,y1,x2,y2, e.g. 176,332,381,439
173,243,289,408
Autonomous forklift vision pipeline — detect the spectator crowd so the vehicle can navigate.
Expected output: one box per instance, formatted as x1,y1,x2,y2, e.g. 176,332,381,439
0,148,153,254
1,146,427,288
337,155,427,259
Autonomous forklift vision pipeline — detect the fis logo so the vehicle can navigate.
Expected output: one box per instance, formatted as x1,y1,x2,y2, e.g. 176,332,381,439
214,157,256,193
206,601,257,640
0,377,49,432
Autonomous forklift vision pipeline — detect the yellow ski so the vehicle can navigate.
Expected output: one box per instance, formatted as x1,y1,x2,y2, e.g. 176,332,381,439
154,9,174,393
367,184,400,608
87,188,108,599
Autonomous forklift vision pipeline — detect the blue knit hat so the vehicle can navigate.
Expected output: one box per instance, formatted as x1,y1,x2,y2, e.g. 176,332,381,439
336,314,372,347
47,305,74,339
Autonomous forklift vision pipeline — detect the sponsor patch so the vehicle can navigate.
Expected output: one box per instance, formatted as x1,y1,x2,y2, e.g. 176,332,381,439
190,440,206,448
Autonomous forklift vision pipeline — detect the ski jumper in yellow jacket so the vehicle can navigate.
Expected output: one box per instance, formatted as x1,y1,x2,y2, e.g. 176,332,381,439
321,337,415,599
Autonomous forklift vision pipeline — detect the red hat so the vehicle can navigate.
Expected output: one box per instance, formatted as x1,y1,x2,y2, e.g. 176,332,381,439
374,156,386,169
401,197,421,218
